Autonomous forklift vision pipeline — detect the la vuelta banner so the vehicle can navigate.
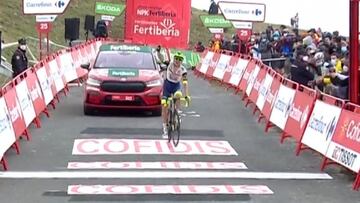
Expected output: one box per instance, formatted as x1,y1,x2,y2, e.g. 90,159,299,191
125,0,191,49
325,109,360,172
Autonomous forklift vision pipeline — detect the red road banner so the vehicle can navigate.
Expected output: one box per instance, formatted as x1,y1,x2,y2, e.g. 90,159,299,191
198,51,214,74
205,52,221,78
238,59,256,92
255,70,274,112
213,54,231,80
261,73,282,121
3,87,26,139
222,55,240,84
248,65,267,104
283,86,316,142
0,97,16,160
326,108,360,172
245,63,261,96
25,70,46,117
124,0,191,49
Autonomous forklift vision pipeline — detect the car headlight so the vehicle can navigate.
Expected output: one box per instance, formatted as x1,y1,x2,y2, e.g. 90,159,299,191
146,79,162,87
86,77,101,87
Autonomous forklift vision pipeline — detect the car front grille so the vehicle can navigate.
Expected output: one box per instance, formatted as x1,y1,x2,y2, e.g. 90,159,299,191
101,81,146,93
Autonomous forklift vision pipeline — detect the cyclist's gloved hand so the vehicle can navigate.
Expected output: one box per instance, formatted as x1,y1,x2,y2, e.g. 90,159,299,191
185,96,191,104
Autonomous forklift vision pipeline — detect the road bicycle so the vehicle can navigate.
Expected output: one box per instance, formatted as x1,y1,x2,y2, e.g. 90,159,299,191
165,95,189,147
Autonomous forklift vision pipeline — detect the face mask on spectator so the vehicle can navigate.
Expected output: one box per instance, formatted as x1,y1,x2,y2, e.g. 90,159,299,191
302,56,309,62
331,58,337,65
20,45,27,51
343,65,349,72
273,36,279,41
341,46,347,53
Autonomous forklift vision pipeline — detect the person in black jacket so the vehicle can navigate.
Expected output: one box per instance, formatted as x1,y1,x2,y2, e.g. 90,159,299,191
11,38,28,78
208,0,219,14
290,55,314,87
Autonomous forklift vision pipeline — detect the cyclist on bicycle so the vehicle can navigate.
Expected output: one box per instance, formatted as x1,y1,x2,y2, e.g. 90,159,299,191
161,52,190,138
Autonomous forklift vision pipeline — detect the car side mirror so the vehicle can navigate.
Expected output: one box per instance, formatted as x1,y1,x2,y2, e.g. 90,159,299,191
80,63,90,70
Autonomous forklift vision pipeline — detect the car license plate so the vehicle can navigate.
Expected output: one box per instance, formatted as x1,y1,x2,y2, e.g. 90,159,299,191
112,95,134,101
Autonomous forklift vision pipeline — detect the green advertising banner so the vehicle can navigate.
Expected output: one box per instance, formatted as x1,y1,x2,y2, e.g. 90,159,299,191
199,15,232,28
95,2,125,16
170,49,201,69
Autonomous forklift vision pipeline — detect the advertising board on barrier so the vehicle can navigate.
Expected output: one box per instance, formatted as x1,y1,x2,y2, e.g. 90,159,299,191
245,65,260,96
4,87,26,139
205,52,221,77
48,59,65,93
283,88,315,142
199,52,213,74
248,66,266,104
0,97,15,160
269,84,296,130
15,80,36,127
25,71,46,116
229,58,249,87
36,66,54,106
256,73,273,111
262,75,281,120
60,53,77,83
301,100,342,155
326,110,360,172
213,54,231,80
238,60,256,92
125,0,191,48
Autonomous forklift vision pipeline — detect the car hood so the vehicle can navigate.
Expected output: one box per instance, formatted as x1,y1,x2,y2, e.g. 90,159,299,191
88,68,160,81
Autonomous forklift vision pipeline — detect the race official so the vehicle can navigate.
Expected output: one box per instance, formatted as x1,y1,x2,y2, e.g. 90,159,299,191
11,38,28,78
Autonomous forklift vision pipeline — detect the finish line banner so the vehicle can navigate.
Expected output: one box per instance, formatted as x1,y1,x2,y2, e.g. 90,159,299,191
124,0,191,49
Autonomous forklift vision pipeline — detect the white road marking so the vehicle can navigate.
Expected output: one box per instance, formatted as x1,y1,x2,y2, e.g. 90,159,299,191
72,139,238,155
0,171,332,179
67,162,248,170
68,184,274,195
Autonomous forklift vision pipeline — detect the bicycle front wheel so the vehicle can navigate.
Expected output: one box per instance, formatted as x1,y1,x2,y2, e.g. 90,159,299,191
167,109,173,143
172,110,181,147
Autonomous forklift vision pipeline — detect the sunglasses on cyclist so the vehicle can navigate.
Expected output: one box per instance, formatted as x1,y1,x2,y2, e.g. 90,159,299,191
174,56,184,61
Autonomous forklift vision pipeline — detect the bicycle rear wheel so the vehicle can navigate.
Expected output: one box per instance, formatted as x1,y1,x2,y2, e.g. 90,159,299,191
172,110,181,147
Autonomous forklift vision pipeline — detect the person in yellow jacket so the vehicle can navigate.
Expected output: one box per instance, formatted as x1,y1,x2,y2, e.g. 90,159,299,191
213,40,221,52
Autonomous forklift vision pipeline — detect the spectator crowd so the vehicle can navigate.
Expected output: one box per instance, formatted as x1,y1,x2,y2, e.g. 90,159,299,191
196,26,350,100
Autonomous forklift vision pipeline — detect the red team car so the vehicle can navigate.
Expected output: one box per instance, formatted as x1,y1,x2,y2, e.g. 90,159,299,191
81,44,163,115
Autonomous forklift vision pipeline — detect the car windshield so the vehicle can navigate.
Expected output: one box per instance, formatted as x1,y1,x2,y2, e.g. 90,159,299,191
94,51,155,69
